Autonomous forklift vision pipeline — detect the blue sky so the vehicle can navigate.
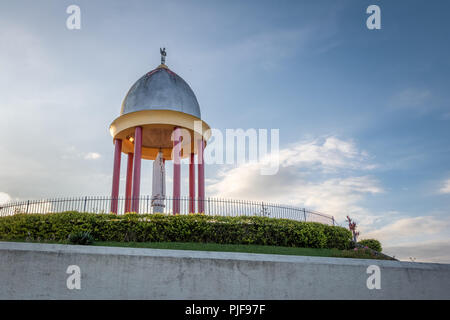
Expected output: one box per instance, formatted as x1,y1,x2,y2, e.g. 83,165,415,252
0,0,449,262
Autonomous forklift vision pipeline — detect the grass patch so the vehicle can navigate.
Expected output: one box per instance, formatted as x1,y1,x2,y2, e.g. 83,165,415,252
91,241,393,260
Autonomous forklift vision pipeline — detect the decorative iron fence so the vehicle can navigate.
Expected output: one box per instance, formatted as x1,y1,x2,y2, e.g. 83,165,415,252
0,196,336,226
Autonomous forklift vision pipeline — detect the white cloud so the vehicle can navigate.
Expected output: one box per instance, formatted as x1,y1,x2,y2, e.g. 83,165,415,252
362,216,450,246
439,179,450,194
352,211,450,263
277,136,374,171
84,152,101,160
208,136,381,221
384,240,450,263
388,88,432,113
0,192,11,205
61,147,101,161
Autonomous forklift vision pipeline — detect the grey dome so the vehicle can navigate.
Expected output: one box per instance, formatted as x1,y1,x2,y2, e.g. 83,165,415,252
121,66,201,118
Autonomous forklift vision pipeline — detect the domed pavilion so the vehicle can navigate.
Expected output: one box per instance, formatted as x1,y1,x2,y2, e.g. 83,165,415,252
109,49,211,214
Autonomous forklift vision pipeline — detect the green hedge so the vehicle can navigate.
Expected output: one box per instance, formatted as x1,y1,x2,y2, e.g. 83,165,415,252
358,239,382,252
0,212,353,249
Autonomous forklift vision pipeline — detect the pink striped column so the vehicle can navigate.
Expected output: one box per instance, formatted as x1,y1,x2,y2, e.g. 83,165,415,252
124,152,134,213
172,127,182,214
131,126,143,213
197,139,205,213
110,139,122,214
189,152,195,213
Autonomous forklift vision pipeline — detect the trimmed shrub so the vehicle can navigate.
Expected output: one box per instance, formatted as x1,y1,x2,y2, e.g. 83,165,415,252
323,224,354,250
68,231,94,245
0,212,352,249
358,239,382,252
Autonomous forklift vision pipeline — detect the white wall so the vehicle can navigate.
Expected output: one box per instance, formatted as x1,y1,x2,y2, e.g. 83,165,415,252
0,242,449,299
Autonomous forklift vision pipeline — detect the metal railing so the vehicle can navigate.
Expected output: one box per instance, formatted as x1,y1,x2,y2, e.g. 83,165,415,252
0,196,336,225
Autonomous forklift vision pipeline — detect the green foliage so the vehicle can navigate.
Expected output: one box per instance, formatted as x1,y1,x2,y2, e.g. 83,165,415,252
68,231,94,245
0,212,353,249
358,239,382,252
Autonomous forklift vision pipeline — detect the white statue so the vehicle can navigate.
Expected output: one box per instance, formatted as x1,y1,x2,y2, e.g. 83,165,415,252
151,151,166,213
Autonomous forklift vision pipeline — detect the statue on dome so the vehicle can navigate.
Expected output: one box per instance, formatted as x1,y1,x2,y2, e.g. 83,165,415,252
160,47,167,65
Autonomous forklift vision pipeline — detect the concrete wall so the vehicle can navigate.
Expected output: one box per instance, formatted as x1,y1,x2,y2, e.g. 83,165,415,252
0,241,449,300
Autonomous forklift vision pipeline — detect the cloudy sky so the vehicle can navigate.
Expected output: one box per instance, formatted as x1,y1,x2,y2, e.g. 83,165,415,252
1,0,449,263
